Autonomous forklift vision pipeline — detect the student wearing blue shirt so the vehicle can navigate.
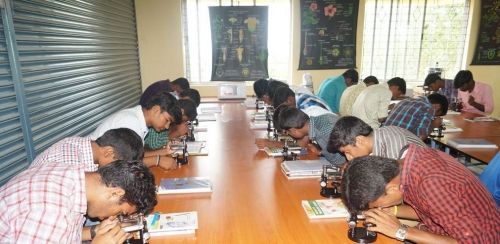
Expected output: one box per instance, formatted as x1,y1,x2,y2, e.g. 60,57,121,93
316,69,358,113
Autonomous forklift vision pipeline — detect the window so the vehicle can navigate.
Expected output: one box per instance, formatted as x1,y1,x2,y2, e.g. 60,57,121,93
182,0,291,83
361,0,470,83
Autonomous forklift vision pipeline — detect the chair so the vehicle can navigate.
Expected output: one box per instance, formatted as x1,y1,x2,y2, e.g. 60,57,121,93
479,152,500,207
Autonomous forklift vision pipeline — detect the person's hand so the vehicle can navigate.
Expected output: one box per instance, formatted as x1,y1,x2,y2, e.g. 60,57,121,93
158,156,177,170
430,116,443,131
306,142,320,156
363,208,401,238
94,216,119,233
91,222,131,244
155,145,174,156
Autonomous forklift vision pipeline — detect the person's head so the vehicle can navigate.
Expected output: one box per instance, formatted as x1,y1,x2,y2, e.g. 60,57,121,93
387,77,406,99
427,93,449,116
453,70,474,92
94,128,144,166
179,98,198,122
87,160,157,220
267,79,289,102
272,104,289,132
423,73,443,92
342,156,402,213
253,78,270,103
278,106,310,140
363,76,379,86
139,79,173,107
272,86,296,108
171,77,190,95
342,69,359,87
327,116,373,161
179,88,201,107
142,91,182,131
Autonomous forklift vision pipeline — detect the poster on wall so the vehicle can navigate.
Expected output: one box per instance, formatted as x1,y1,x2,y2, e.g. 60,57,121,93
471,0,500,65
209,6,269,81
299,0,359,70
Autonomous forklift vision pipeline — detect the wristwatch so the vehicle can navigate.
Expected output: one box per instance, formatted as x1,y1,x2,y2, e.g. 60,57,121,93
395,224,408,241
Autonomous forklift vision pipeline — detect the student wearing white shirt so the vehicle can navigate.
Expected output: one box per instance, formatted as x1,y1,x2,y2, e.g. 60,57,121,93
351,82,392,128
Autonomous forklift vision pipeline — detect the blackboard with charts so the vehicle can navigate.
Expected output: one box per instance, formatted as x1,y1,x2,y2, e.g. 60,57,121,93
299,0,359,70
209,6,269,81
471,0,500,65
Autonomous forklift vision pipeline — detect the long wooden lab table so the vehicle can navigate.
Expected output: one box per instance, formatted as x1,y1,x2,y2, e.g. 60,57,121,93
149,102,397,243
431,111,500,163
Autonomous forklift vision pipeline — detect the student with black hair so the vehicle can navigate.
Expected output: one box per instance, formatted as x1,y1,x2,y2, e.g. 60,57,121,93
387,77,406,100
384,93,449,139
272,86,331,116
317,69,359,113
253,78,270,104
179,88,201,107
277,107,344,165
341,145,499,243
0,160,158,243
454,70,494,115
327,116,425,161
363,75,379,86
171,77,190,97
424,73,457,103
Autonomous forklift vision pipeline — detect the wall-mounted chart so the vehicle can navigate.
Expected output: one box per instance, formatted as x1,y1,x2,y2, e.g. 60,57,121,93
209,6,269,81
471,0,500,65
299,0,359,70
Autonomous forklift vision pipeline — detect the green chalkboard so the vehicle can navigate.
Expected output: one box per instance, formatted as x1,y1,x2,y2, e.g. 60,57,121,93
471,0,500,65
299,0,359,70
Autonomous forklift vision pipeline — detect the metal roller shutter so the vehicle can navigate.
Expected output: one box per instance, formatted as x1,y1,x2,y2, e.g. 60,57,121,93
12,0,142,154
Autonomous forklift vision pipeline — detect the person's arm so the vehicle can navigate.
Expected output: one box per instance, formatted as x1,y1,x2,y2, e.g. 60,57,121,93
467,96,485,112
384,204,420,220
144,147,173,158
143,154,177,170
364,208,457,244
92,224,131,244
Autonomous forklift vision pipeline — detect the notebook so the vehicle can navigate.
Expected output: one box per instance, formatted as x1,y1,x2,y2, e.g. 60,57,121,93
447,138,498,149
158,177,212,194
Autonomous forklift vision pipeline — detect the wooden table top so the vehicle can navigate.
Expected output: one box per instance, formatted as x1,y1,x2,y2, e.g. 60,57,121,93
431,112,500,163
149,103,397,244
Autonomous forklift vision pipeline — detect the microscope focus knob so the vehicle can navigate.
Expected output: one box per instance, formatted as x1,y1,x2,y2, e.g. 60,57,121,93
320,181,327,187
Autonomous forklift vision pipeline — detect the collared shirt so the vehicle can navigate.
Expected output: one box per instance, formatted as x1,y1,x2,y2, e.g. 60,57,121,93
383,96,434,138
372,126,426,159
31,137,96,172
309,113,345,165
351,83,392,128
401,144,500,243
316,76,347,113
89,105,148,143
0,163,87,243
144,128,169,150
339,82,366,116
296,92,332,112
457,81,494,115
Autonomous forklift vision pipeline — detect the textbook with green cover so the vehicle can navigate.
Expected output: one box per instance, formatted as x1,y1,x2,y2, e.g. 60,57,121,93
301,199,350,219
146,211,198,236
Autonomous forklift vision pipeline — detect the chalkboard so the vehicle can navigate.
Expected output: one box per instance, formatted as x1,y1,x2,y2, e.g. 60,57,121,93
471,0,500,65
299,0,359,70
209,6,269,81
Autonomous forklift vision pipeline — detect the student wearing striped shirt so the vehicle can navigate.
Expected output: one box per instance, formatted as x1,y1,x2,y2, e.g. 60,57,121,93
328,116,425,161
341,145,499,243
272,86,332,116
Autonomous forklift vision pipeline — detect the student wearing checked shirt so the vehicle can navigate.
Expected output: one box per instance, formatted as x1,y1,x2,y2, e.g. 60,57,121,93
276,106,345,166
341,145,500,243
384,93,449,140
0,160,157,243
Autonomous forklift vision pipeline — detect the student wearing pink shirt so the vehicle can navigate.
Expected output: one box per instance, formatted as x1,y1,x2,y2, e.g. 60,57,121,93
454,70,494,115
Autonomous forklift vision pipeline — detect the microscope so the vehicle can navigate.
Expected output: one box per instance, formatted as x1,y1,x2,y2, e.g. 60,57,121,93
119,214,149,244
430,122,445,138
319,164,342,198
347,214,377,243
173,137,189,166
265,107,274,135
186,121,196,142
281,138,298,161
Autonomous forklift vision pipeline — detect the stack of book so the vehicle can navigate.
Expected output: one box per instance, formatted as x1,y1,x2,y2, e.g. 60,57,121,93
280,158,331,179
263,146,305,157
146,211,198,236
158,177,213,194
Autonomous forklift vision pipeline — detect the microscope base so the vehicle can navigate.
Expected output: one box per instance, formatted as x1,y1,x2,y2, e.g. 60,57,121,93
348,227,377,243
